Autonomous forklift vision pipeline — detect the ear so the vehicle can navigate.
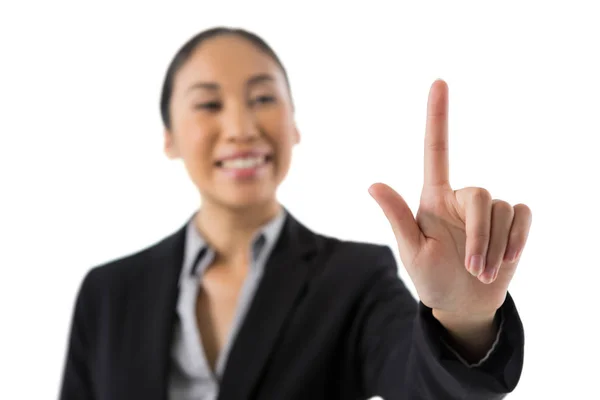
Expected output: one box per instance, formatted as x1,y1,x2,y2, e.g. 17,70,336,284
163,129,180,159
292,122,301,145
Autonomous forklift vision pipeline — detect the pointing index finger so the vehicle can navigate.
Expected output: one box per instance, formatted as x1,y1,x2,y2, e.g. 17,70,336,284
424,79,450,189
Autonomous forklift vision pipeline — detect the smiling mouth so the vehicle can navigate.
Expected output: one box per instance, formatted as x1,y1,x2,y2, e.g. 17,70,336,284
215,154,272,169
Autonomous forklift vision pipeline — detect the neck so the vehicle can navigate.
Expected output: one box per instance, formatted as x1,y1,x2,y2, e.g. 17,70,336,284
194,198,282,265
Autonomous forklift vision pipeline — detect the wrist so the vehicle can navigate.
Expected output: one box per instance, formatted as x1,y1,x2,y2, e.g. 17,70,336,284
432,308,499,362
432,309,497,329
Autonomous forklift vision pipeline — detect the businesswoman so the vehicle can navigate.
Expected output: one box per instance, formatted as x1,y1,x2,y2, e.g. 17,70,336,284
60,27,532,400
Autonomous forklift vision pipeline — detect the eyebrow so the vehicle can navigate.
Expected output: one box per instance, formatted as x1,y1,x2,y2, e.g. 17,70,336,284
185,73,275,94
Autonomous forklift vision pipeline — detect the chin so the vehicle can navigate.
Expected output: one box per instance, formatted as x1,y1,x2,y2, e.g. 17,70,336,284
217,188,277,211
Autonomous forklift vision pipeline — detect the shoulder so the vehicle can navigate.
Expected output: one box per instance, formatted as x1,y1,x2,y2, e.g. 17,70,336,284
287,211,392,261
320,233,394,264
286,211,397,275
298,227,413,314
79,223,185,294
308,228,398,282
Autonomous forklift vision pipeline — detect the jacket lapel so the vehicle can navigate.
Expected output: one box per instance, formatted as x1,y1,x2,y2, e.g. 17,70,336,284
124,223,186,400
218,212,320,400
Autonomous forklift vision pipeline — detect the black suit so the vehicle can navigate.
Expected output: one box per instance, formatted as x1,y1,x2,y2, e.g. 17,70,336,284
59,211,524,399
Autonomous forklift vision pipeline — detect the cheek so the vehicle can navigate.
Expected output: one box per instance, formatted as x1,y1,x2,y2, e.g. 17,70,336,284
177,122,216,176
261,107,295,142
274,119,296,166
273,131,295,177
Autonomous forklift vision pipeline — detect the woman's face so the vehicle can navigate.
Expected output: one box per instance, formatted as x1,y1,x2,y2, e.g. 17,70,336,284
164,35,299,210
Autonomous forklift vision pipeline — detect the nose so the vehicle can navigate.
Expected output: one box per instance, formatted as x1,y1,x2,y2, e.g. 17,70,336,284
221,102,259,143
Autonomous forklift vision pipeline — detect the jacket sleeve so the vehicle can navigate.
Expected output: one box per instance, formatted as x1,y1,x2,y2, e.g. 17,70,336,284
59,270,97,400
357,246,524,400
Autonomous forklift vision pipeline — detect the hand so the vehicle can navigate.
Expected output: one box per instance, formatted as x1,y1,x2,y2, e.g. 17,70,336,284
369,79,532,318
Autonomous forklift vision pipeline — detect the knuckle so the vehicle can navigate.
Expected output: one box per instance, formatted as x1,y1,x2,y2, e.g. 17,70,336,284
509,230,526,244
426,140,448,152
472,188,492,203
493,200,514,216
470,231,490,241
514,203,533,220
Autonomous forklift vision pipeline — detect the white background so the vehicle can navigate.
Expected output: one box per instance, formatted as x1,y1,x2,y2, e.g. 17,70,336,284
1,1,599,398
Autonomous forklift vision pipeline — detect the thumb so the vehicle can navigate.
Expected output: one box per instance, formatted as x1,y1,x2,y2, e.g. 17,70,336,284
369,183,422,262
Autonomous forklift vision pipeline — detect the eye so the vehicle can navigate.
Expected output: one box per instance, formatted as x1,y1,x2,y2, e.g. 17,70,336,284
251,95,276,105
193,101,221,111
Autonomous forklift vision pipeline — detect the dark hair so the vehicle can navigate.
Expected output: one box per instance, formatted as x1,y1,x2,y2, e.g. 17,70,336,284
160,26,293,130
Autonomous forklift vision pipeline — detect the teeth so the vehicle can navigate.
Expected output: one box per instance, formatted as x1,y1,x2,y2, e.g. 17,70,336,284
221,156,265,169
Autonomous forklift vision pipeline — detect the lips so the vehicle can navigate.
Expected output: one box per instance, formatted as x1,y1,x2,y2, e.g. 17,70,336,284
214,150,272,168
218,155,268,169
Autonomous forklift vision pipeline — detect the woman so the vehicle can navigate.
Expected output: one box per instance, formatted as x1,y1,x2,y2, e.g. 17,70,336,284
59,27,532,400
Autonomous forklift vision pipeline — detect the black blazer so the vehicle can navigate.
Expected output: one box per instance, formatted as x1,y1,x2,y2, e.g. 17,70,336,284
59,211,524,400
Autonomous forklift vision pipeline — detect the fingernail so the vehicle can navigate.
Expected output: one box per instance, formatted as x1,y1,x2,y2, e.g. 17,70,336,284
469,255,484,277
513,249,522,262
481,267,498,284
506,248,522,262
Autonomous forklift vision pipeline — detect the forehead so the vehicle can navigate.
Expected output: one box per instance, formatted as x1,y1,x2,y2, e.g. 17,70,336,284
173,35,285,92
